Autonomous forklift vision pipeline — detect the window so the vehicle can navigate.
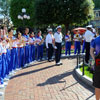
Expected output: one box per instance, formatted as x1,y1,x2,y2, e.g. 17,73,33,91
95,12,99,17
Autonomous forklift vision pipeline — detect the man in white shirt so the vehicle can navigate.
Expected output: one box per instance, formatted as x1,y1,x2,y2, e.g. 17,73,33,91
54,26,63,65
46,28,54,62
84,25,94,64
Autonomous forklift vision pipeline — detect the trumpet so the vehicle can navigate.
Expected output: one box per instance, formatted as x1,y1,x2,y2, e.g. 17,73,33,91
39,35,46,45
76,34,79,38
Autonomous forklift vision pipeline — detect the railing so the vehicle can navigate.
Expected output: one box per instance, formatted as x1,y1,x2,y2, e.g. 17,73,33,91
76,54,85,76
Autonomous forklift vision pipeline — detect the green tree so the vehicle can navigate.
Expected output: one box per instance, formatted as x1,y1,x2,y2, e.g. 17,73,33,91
93,0,100,8
0,0,11,26
35,0,94,32
10,0,35,27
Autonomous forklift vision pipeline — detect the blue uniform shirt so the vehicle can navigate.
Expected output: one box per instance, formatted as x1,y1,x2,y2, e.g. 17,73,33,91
65,35,71,42
32,37,36,41
0,44,3,54
91,36,100,55
23,35,29,39
36,36,42,45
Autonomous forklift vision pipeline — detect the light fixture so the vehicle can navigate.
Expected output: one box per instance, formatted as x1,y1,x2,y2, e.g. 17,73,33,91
22,8,26,13
27,16,30,20
23,14,27,19
18,15,21,19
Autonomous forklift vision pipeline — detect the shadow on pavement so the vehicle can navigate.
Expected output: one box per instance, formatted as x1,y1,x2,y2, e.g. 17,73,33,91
37,68,94,100
22,60,48,69
10,64,56,80
37,69,94,93
37,69,73,86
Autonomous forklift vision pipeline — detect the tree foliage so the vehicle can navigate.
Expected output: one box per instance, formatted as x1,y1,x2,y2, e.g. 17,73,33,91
0,0,11,17
0,0,11,25
10,0,35,27
35,0,94,31
93,0,100,9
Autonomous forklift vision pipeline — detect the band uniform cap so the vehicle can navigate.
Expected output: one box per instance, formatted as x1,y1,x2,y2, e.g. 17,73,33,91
86,25,93,28
47,28,53,32
56,25,62,29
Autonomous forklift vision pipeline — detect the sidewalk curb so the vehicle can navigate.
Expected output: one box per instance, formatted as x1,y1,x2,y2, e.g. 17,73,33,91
75,67,94,88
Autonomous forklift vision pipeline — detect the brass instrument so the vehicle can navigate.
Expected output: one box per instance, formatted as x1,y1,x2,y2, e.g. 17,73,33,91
76,34,79,38
39,35,46,45
21,36,27,46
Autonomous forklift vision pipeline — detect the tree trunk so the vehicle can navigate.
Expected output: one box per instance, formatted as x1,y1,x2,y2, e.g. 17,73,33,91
64,23,69,33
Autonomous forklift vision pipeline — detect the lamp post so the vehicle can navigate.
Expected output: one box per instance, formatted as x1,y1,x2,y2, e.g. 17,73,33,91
18,8,30,27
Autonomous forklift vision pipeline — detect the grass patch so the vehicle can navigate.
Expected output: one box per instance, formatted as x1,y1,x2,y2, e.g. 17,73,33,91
62,50,74,54
80,66,93,79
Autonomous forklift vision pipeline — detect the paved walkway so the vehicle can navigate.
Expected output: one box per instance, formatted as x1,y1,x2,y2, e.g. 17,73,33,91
5,58,95,100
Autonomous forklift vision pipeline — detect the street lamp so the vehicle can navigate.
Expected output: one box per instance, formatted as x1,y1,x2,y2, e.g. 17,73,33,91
18,8,30,26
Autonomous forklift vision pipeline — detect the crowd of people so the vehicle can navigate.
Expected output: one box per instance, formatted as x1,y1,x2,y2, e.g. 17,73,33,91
0,24,100,99
0,27,46,89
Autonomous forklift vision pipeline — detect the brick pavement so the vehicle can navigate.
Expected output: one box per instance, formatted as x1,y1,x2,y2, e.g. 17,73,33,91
5,58,95,100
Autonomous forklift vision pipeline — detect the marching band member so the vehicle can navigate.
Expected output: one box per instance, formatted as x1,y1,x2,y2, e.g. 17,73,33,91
54,25,63,65
29,31,36,62
36,30,44,61
8,28,17,75
16,32,25,69
5,36,11,77
2,39,8,82
0,40,5,87
84,25,94,64
65,31,71,56
46,28,54,62
12,37,18,71
23,28,30,67
73,30,81,55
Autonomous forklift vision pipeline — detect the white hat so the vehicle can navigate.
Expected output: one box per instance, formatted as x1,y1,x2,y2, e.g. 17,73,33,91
47,28,53,32
86,25,92,28
56,25,62,29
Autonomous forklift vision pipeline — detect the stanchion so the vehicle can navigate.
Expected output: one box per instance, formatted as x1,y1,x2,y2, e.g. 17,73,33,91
82,57,85,76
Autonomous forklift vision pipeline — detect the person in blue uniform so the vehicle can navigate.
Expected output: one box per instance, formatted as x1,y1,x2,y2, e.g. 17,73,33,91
16,32,25,69
5,37,11,77
65,31,71,56
36,30,44,61
29,31,36,62
7,28,16,75
0,41,4,85
73,30,81,55
90,35,100,100
11,35,18,71
2,40,8,81
23,28,30,66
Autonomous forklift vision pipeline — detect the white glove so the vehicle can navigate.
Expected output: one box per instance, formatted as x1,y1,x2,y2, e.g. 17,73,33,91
54,46,57,49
